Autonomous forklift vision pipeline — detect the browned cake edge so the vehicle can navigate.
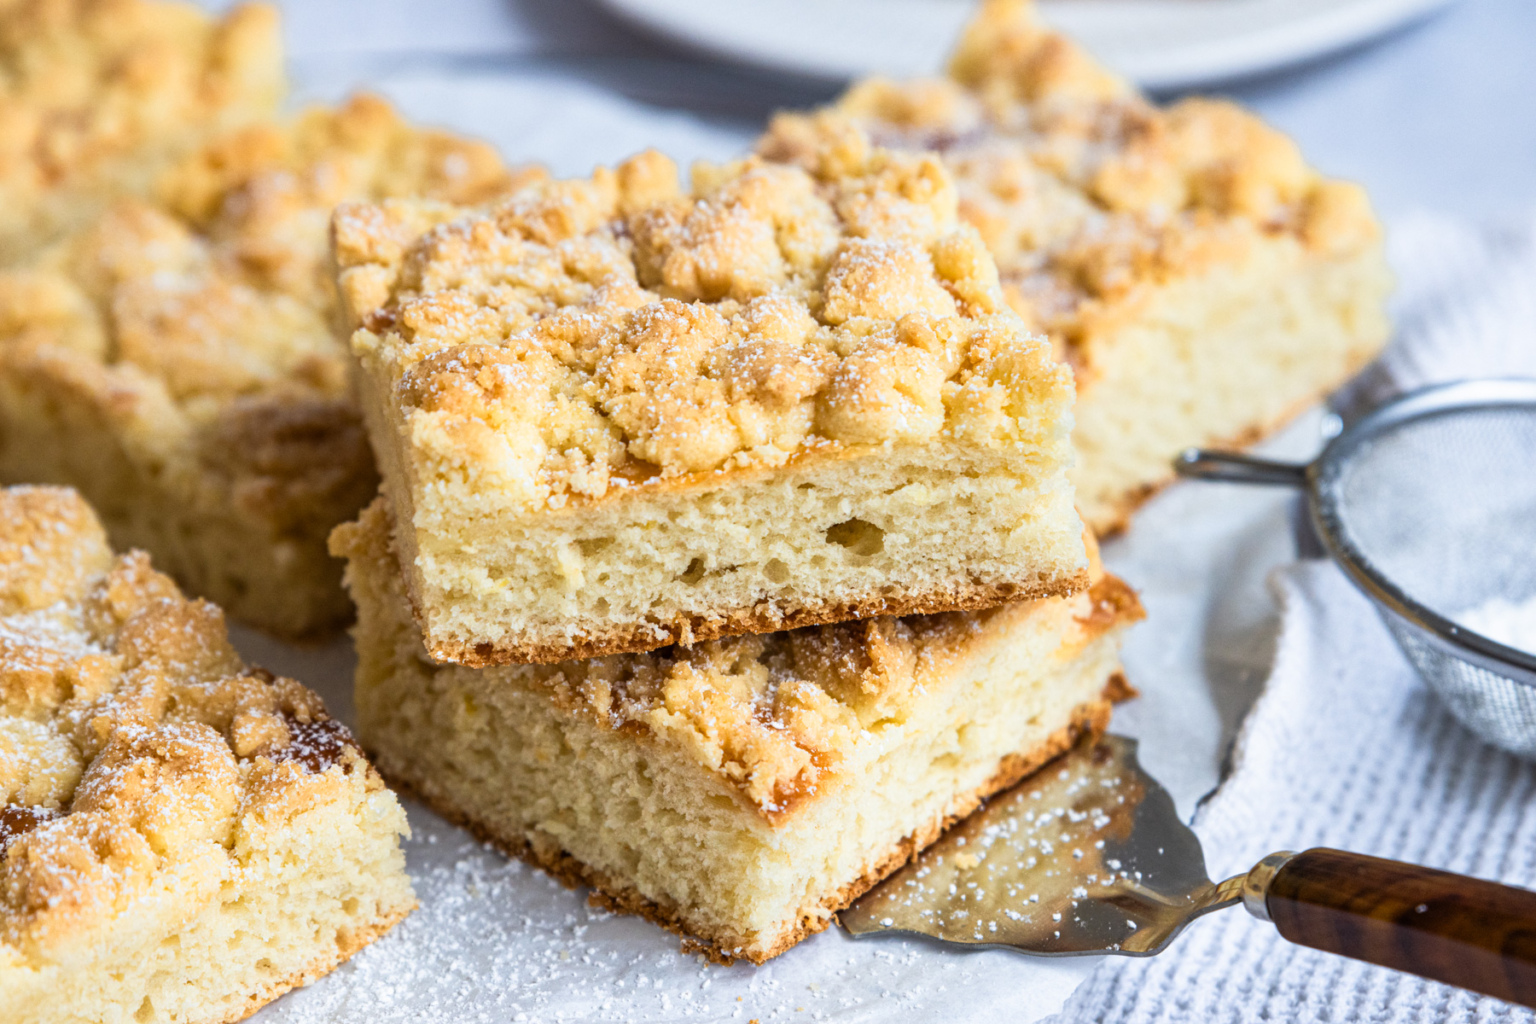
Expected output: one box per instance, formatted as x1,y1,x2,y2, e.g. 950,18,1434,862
419,569,1094,667
375,677,1128,965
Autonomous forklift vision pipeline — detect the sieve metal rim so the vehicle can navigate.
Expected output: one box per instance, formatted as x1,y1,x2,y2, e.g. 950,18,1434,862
1307,377,1536,684
1176,378,1536,684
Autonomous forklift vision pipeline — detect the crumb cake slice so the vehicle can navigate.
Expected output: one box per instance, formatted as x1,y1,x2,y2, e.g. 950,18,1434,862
0,486,414,1024
0,0,283,264
759,0,1393,533
333,498,1139,963
335,147,1088,665
0,94,543,638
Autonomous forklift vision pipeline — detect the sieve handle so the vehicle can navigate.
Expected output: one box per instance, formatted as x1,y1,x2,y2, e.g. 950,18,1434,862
1251,848,1536,1007
1174,449,1307,487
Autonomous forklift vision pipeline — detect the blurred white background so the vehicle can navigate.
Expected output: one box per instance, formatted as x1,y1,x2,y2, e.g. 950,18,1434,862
191,0,1536,220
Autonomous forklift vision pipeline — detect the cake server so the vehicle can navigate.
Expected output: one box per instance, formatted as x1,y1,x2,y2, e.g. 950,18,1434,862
841,734,1536,1007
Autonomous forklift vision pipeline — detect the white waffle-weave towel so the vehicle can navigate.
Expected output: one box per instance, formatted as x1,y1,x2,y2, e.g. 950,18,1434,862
1057,213,1536,1024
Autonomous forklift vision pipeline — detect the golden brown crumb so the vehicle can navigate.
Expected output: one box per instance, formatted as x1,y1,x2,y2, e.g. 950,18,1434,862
0,0,285,262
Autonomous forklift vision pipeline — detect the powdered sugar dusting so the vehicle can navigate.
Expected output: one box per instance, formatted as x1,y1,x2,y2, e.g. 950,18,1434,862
1456,594,1536,656
256,791,1092,1023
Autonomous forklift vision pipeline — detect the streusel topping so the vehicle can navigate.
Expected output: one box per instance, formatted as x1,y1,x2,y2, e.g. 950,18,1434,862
0,0,283,252
758,0,1380,354
0,486,366,950
548,571,1132,820
338,147,1070,503
0,93,541,420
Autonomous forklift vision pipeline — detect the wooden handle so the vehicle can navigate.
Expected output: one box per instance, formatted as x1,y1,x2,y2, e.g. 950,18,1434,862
1266,848,1536,1007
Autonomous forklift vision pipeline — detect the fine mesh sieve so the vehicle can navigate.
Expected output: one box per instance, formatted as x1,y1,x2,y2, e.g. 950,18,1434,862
1177,378,1536,758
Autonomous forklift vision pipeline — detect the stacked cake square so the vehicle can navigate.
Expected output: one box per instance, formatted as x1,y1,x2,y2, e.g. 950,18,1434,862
330,144,1143,960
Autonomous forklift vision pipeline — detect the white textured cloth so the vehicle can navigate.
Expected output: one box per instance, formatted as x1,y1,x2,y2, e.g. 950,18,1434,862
1058,213,1536,1023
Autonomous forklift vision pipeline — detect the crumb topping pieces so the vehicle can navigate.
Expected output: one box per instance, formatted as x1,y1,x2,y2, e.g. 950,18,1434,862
499,612,992,820
338,148,1071,504
0,486,364,951
524,576,1130,821
0,93,539,418
0,0,282,240
0,94,540,545
757,0,1380,360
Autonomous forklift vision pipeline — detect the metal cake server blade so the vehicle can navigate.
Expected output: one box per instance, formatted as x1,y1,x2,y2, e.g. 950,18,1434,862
841,735,1536,1006
842,735,1241,957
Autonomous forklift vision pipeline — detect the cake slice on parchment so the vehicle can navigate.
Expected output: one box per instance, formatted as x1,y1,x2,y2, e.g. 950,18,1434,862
334,146,1088,666
0,485,414,1024
759,0,1392,533
332,497,1140,963
0,0,284,265
0,93,544,638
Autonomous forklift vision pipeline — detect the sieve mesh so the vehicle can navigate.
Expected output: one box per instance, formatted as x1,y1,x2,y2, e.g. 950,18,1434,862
1314,399,1536,756
1384,619,1536,755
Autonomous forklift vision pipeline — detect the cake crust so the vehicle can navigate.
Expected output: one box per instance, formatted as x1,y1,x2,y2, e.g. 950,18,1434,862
424,570,1088,667
0,485,415,1024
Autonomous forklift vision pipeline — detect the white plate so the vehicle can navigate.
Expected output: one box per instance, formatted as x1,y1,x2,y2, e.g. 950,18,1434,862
598,0,1457,90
